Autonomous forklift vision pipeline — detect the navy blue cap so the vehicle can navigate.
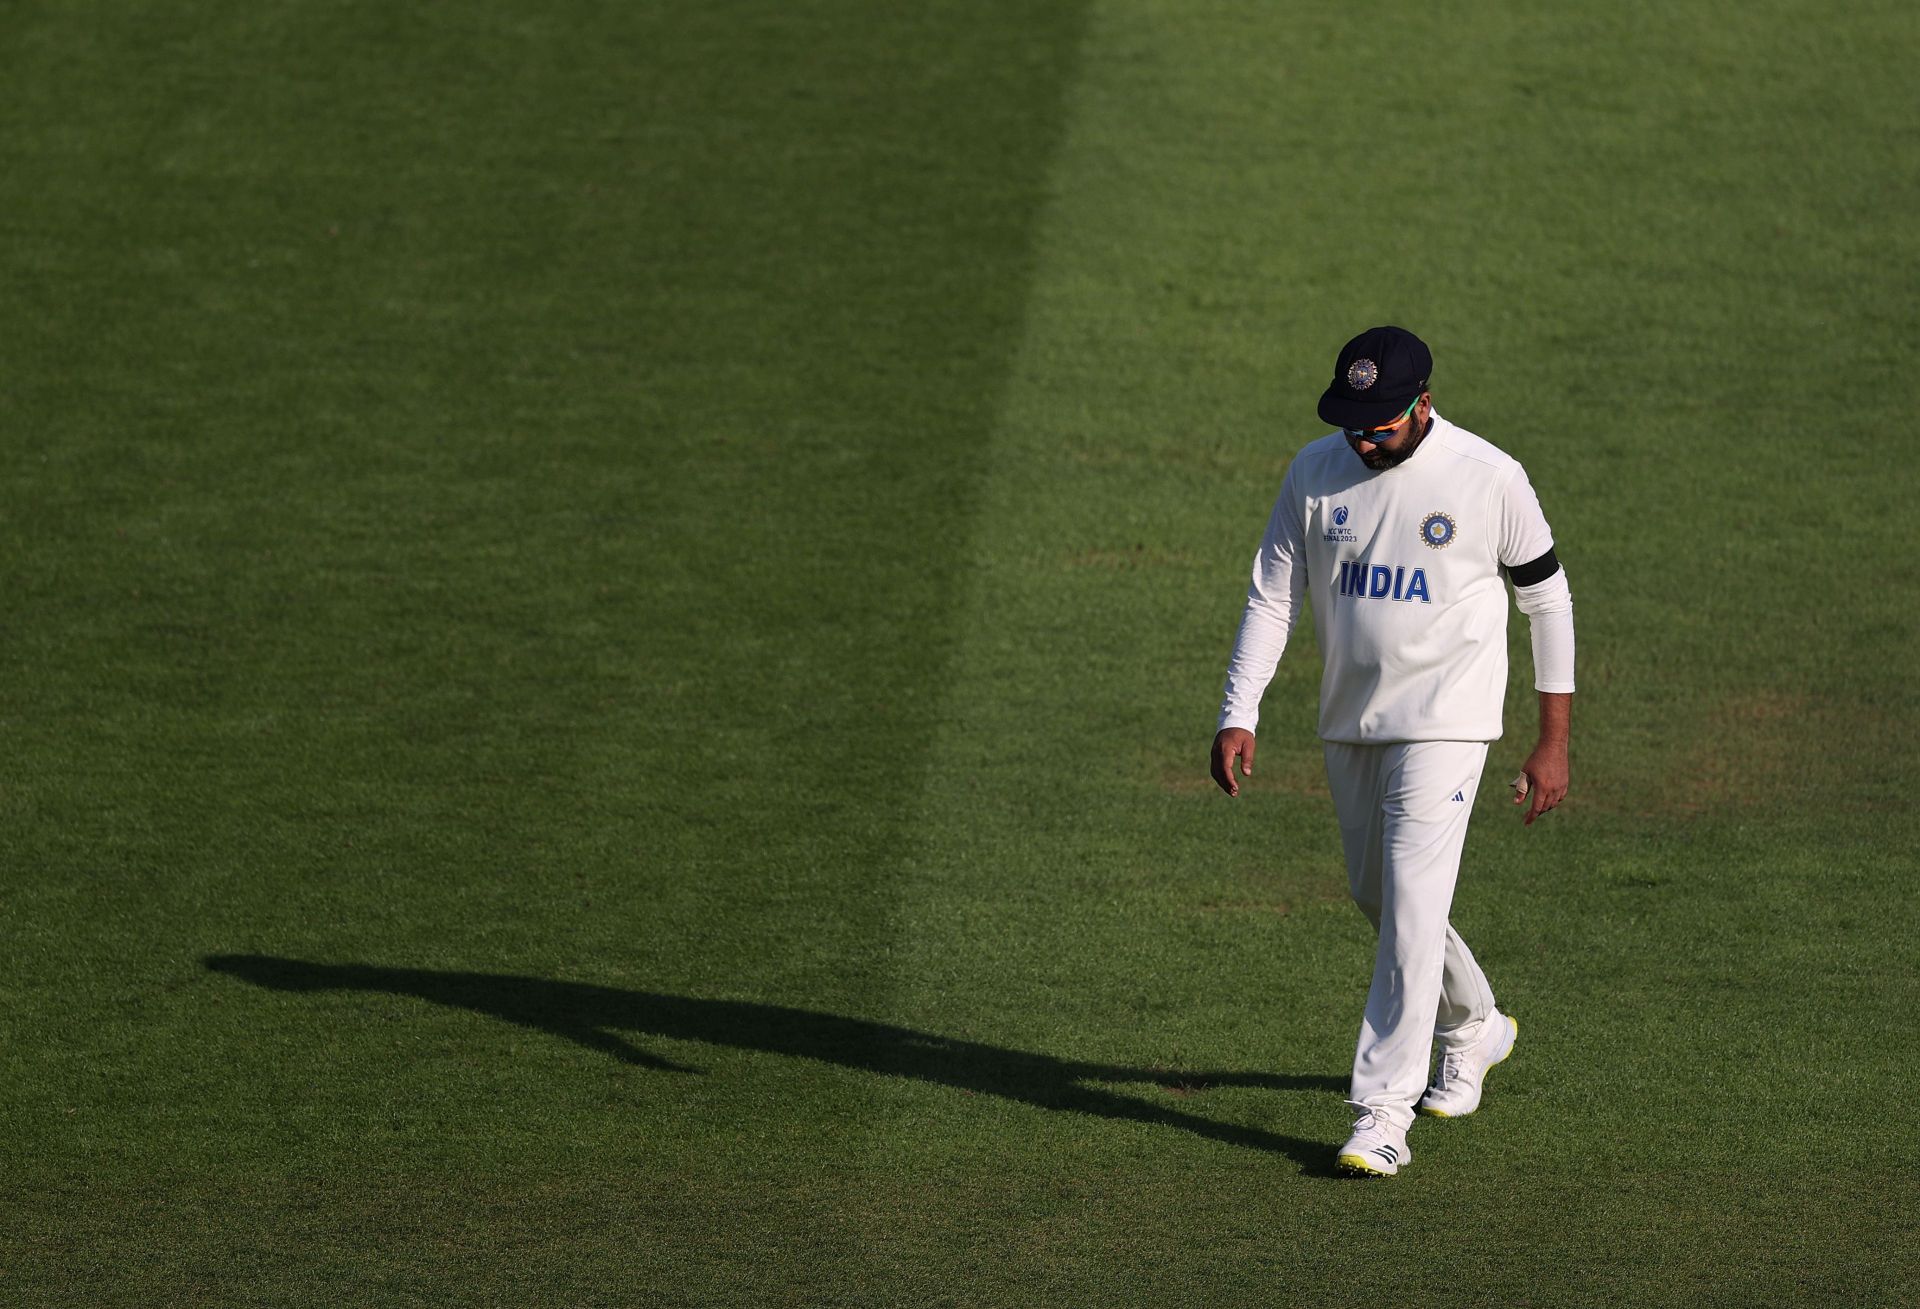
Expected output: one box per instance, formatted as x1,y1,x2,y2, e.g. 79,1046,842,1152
1317,326,1433,429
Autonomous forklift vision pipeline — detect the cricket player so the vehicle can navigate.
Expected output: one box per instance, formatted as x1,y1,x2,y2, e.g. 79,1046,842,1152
1210,325,1575,1177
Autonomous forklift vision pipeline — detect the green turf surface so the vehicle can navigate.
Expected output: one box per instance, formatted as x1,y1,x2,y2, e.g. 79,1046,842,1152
3,1,1917,1304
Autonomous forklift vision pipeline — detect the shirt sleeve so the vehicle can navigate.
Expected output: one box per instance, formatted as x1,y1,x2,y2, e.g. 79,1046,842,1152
1497,463,1556,568
1217,470,1308,733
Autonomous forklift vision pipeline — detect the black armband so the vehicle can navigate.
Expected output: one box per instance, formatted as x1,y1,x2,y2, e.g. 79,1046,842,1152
1506,546,1560,588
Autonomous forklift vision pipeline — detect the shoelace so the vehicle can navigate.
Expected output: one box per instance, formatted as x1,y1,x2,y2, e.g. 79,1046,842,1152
1434,1048,1465,1090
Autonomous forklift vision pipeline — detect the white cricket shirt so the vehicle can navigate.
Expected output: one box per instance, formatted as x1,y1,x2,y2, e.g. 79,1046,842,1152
1218,411,1573,744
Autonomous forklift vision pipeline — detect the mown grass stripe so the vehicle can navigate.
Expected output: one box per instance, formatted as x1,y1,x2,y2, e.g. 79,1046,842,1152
1,0,1095,1297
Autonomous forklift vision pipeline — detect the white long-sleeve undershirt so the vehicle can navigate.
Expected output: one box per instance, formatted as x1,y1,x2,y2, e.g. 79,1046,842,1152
1514,567,1575,694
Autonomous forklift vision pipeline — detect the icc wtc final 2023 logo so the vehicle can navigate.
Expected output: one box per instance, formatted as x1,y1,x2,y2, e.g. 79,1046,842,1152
1419,512,1456,549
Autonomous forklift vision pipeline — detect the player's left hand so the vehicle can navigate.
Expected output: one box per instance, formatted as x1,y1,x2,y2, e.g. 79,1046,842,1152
1513,740,1569,826
1211,728,1256,797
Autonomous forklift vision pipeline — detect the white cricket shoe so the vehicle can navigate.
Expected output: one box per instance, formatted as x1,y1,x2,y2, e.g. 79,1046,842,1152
1335,1105,1411,1177
1418,1011,1517,1118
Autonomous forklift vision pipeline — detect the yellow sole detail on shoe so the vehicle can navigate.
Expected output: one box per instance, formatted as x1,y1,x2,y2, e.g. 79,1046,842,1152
1416,1106,1453,1118
1335,1154,1392,1177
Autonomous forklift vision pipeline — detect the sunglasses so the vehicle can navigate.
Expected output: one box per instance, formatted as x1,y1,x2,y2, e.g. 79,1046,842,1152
1343,396,1420,443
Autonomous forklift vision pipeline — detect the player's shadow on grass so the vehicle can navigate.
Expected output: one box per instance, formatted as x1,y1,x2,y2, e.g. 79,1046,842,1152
205,954,1345,1173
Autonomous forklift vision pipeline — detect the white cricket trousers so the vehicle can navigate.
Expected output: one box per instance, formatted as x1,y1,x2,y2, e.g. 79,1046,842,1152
1323,740,1499,1127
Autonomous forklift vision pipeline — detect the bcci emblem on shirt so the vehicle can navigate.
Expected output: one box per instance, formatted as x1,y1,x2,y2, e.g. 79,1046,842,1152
1419,512,1456,550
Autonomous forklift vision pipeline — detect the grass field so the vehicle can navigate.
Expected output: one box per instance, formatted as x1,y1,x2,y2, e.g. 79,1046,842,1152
3,1,1917,1304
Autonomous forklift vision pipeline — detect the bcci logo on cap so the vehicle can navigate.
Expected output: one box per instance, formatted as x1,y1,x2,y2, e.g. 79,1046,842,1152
1345,358,1379,391
1419,512,1456,550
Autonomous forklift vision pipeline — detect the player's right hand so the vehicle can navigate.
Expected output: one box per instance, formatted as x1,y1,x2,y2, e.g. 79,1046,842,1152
1211,728,1256,797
